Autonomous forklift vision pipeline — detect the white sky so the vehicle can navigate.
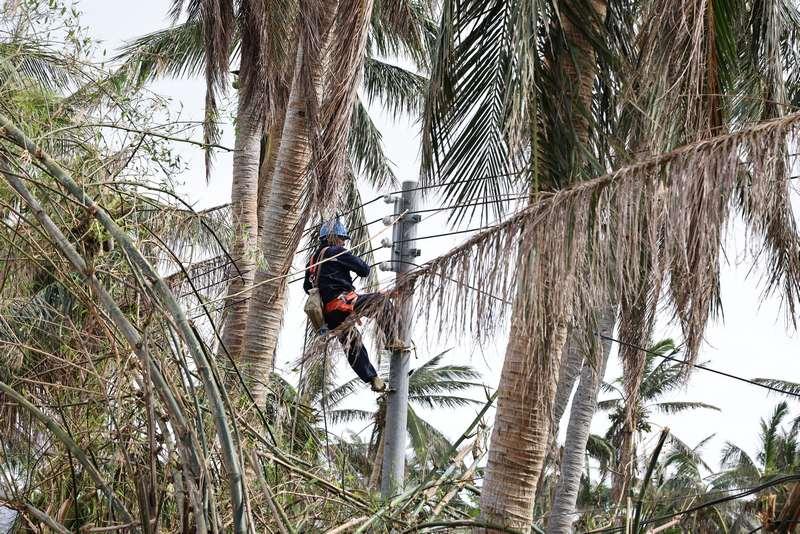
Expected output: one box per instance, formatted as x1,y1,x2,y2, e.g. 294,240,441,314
76,0,800,475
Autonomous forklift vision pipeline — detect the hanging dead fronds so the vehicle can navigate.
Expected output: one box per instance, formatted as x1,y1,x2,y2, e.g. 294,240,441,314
200,0,235,177
313,0,376,213
399,112,800,366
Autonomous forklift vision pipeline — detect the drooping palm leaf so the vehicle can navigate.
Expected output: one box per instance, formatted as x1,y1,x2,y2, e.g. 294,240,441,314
652,401,720,415
362,56,426,116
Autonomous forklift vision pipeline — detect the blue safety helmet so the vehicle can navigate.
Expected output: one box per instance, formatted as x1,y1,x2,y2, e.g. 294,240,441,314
319,218,350,241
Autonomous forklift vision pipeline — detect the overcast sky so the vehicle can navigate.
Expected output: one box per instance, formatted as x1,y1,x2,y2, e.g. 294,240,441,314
76,0,800,474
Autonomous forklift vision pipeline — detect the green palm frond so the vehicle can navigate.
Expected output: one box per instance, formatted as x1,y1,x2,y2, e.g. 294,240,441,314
134,203,231,260
752,378,800,398
362,56,426,116
349,97,397,189
368,0,435,70
663,434,715,479
586,433,614,466
323,377,362,408
329,437,372,477
420,0,525,227
719,441,760,480
0,42,77,93
328,408,374,425
0,283,75,353
409,394,480,410
407,405,452,470
596,399,620,412
115,20,208,86
406,352,482,402
639,358,692,402
599,381,622,396
760,401,790,472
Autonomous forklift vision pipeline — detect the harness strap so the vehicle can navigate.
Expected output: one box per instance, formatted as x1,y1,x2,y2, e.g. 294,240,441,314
309,246,329,288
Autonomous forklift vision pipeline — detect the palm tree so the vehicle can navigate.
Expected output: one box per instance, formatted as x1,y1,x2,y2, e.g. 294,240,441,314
325,351,482,480
265,349,483,488
547,308,615,534
599,340,720,485
415,0,800,529
422,0,610,527
712,402,799,531
0,4,250,529
118,1,433,402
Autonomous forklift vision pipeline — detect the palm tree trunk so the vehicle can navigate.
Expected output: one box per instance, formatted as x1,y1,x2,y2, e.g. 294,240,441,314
553,337,587,428
479,302,571,531
257,119,285,238
534,331,586,510
478,1,607,529
239,43,318,404
546,308,615,534
218,98,262,363
240,0,375,405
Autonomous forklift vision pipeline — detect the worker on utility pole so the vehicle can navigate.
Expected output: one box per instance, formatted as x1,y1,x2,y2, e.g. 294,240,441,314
303,218,394,393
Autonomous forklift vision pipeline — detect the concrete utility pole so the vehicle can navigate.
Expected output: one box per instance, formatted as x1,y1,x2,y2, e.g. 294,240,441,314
379,180,420,498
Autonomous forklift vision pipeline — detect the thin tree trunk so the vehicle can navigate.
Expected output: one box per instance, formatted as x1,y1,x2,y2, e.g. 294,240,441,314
553,336,586,429
534,331,586,511
547,308,615,534
218,98,262,363
368,431,385,490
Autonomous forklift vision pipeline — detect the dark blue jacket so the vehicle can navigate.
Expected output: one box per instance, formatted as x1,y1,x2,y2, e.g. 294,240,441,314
303,245,371,303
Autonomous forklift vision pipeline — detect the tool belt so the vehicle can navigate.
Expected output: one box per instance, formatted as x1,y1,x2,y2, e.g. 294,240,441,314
324,291,358,314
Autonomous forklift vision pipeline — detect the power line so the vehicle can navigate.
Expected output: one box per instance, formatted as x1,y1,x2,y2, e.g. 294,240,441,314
597,334,800,400
388,170,529,196
303,171,530,236
396,225,498,244
585,474,800,533
301,191,527,245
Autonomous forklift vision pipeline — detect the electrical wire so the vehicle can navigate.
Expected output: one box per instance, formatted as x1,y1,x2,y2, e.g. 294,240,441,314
597,334,800,400
302,170,530,236
176,182,800,402
300,191,527,244
585,474,800,533
387,170,529,196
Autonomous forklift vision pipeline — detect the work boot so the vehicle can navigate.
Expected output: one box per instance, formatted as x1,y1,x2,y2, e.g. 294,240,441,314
370,376,387,393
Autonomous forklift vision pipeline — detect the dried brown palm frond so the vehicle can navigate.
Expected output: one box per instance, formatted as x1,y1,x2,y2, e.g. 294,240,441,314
314,0,377,213
394,112,800,366
199,0,234,176
630,0,736,150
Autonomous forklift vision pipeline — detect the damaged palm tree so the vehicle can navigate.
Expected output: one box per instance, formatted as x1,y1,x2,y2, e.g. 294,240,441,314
421,0,609,527
402,112,800,530
185,0,295,367
419,0,800,529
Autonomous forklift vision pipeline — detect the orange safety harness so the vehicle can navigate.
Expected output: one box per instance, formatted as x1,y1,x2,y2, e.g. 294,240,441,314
309,247,359,315
324,291,358,315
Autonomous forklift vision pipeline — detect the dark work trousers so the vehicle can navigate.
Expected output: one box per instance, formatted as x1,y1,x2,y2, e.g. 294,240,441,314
324,292,395,383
